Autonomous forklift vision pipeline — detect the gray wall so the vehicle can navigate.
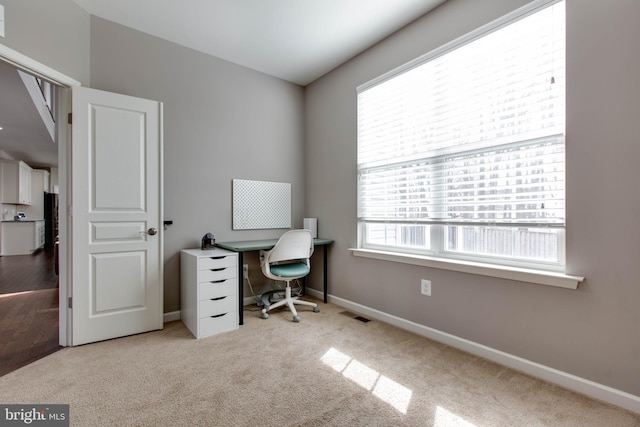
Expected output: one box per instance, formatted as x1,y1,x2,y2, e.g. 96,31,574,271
89,17,306,313
0,0,90,84
0,1,306,315
305,0,640,397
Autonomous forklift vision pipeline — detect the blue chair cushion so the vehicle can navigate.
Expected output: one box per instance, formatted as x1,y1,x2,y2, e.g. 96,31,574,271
269,262,310,278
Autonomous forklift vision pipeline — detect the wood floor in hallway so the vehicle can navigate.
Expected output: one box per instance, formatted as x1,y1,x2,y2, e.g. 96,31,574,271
0,248,60,377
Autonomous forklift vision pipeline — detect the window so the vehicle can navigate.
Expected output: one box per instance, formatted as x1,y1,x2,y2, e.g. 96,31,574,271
357,0,565,271
35,77,56,121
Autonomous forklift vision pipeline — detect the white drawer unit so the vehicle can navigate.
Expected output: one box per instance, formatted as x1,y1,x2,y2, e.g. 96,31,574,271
181,248,239,339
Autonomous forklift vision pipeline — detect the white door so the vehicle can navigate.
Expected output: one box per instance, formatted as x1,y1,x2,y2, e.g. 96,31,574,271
71,86,163,346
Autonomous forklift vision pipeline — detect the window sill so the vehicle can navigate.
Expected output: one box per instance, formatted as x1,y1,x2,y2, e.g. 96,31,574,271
349,248,584,289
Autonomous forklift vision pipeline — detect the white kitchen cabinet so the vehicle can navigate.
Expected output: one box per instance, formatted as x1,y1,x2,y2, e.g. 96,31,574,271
181,248,238,338
0,220,45,255
1,160,33,205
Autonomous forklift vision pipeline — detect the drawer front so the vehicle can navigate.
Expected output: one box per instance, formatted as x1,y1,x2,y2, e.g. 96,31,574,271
199,295,237,317
199,278,236,300
198,255,236,271
198,267,236,283
199,312,237,337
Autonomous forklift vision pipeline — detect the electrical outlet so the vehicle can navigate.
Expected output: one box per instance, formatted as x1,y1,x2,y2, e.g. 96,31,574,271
243,264,249,280
421,279,431,296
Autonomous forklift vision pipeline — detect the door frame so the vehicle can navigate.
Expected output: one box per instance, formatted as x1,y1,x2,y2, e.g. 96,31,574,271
0,42,81,347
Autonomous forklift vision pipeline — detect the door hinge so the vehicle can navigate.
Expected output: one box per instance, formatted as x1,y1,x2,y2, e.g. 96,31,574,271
67,112,72,124
68,297,72,309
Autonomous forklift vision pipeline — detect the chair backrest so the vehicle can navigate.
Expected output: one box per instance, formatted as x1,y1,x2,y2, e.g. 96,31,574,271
266,229,314,264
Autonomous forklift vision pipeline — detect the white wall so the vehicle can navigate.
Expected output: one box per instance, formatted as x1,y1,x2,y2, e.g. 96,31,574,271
305,0,640,398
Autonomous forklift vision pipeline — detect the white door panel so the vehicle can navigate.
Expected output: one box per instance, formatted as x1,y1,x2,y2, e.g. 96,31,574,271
72,86,163,346
92,104,146,209
93,251,146,312
91,222,147,242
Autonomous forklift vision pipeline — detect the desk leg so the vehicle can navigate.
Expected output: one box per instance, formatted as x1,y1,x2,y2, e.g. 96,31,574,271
238,251,244,325
323,244,328,303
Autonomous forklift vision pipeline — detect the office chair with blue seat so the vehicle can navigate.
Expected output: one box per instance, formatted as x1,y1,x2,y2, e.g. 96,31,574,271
260,229,319,322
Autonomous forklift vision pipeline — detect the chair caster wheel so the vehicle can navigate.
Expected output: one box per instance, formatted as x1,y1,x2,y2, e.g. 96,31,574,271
313,307,320,313
261,312,269,319
293,316,300,323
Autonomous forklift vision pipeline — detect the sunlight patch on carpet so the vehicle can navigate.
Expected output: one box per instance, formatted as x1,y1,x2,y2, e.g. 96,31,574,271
435,406,477,427
320,347,412,414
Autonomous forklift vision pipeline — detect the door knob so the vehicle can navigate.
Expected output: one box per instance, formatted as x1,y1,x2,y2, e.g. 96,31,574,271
147,228,158,235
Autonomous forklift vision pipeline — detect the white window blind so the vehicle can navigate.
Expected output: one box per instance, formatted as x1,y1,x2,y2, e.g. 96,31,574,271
357,0,566,267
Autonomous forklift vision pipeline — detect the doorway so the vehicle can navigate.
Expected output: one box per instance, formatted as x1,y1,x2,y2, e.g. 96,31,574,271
1,41,164,357
0,61,66,376
0,43,77,373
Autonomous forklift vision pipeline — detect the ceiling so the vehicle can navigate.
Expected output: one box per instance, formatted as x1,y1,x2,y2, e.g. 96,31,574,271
72,0,447,86
0,0,446,169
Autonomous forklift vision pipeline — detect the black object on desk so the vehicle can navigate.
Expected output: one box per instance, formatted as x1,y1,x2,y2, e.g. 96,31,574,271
201,233,216,250
216,238,333,325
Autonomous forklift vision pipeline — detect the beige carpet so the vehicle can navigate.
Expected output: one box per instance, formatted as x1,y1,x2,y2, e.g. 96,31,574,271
1,299,638,426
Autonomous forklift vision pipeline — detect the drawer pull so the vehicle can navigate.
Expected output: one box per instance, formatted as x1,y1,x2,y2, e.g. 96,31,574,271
210,296,227,301
209,268,226,272
208,280,227,284
210,313,227,319
208,256,226,260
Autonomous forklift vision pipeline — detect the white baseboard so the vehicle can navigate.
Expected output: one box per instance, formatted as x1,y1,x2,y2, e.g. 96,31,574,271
305,288,640,415
163,311,181,323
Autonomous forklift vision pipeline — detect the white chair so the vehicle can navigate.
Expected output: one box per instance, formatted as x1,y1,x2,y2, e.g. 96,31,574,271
260,229,319,322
